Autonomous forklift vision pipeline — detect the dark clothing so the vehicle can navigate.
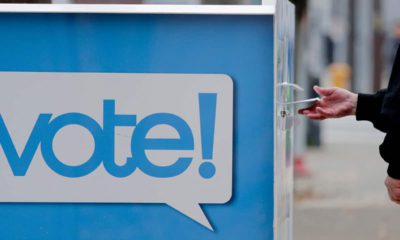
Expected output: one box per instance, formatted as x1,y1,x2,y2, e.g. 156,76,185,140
356,46,400,179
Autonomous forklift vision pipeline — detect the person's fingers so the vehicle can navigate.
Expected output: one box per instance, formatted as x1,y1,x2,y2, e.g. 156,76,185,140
391,178,400,187
298,103,318,114
298,108,307,114
385,178,400,203
393,197,400,205
314,85,335,97
387,186,395,201
386,183,397,202
316,107,335,118
304,112,326,120
299,109,318,115
303,112,321,118
309,116,326,120
389,190,400,204
385,177,390,188
392,189,400,201
386,176,400,188
298,110,308,115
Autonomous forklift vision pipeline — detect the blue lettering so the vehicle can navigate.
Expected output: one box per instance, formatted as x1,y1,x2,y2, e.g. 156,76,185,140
41,113,104,178
129,113,194,178
0,114,51,176
0,94,216,178
103,100,137,178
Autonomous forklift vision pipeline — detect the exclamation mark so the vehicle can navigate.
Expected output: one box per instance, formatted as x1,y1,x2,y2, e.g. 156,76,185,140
198,93,217,179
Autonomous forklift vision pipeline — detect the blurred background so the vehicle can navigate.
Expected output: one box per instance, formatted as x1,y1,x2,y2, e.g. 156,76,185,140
2,0,400,239
291,1,400,240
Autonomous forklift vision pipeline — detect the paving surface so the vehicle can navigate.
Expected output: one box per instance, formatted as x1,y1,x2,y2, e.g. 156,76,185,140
294,208,400,240
294,117,400,240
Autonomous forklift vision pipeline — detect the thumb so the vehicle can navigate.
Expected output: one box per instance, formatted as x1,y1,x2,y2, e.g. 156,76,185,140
314,86,335,97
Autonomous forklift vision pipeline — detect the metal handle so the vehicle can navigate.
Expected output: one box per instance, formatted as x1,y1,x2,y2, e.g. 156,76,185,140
277,82,304,91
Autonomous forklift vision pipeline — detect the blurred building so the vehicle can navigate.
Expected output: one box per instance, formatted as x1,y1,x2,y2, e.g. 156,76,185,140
294,0,379,171
293,0,400,179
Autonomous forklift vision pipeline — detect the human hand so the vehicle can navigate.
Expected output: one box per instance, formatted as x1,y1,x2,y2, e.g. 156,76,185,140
385,176,400,204
298,86,358,120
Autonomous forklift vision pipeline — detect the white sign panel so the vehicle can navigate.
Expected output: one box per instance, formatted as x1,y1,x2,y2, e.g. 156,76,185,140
0,72,233,230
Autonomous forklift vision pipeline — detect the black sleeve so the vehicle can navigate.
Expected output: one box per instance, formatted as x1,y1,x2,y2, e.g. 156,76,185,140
355,89,388,132
355,45,400,178
355,89,400,178
380,132,400,179
377,45,400,179
356,91,400,179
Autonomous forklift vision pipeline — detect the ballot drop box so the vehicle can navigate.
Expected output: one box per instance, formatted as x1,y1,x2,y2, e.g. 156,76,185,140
0,1,295,239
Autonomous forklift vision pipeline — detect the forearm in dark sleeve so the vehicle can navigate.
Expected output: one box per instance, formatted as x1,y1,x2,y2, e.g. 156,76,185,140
356,89,388,132
380,132,400,179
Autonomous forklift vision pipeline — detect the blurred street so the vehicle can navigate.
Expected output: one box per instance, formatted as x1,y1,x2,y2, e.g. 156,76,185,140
294,117,400,240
